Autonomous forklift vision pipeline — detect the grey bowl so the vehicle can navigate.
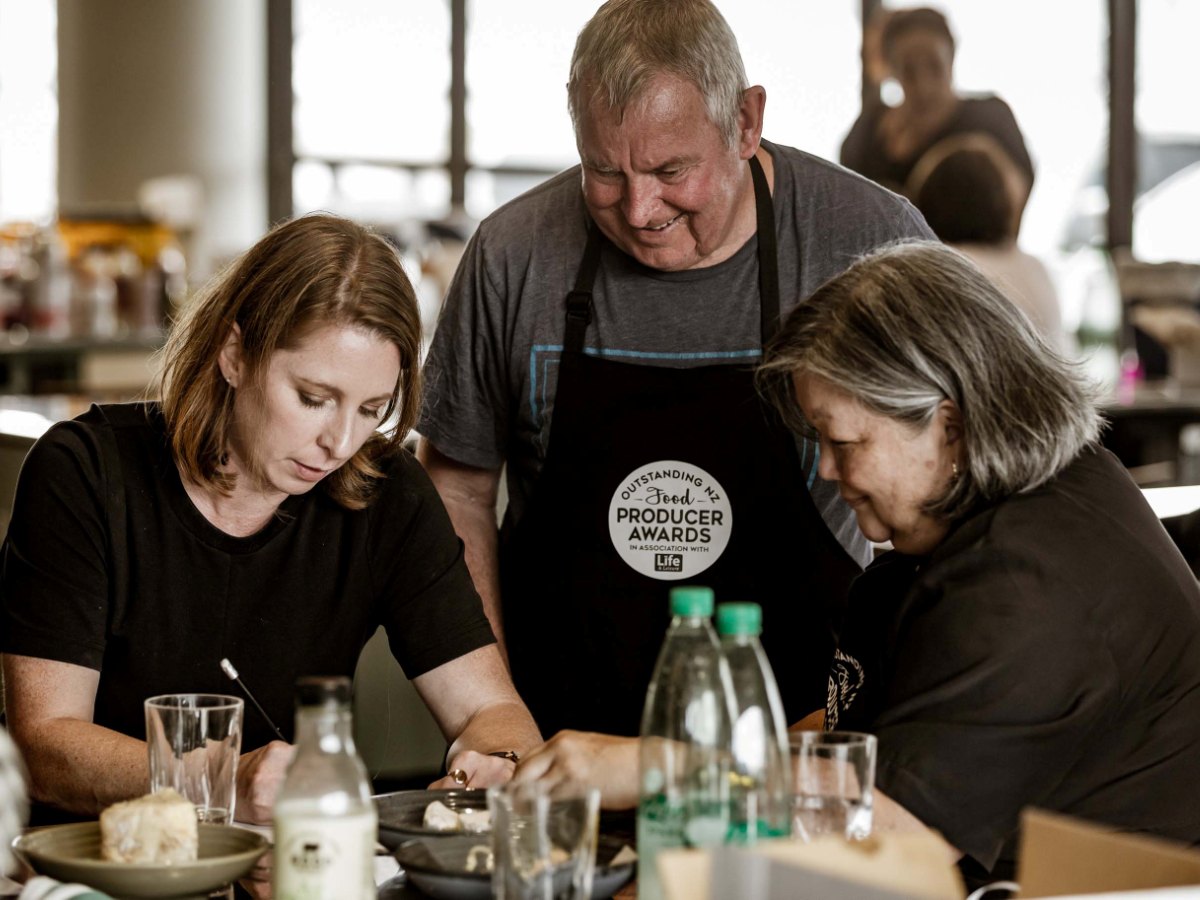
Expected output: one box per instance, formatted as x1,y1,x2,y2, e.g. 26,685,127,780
393,832,636,900
375,788,492,848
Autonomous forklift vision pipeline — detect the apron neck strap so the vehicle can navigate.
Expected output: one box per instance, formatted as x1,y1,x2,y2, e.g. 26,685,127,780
750,152,782,343
564,225,604,354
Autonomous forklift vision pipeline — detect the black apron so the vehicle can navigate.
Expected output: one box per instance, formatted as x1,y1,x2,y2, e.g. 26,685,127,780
500,156,860,737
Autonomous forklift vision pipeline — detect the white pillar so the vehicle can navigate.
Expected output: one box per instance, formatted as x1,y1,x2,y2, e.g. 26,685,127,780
57,0,267,279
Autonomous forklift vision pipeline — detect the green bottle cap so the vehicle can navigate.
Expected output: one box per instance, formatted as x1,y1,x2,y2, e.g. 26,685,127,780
716,602,762,636
669,585,714,618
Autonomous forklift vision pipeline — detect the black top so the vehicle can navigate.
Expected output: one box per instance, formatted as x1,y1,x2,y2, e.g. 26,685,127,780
840,95,1034,196
0,403,494,752
831,447,1200,875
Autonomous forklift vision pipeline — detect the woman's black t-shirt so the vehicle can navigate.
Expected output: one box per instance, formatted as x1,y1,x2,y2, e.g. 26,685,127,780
0,403,494,752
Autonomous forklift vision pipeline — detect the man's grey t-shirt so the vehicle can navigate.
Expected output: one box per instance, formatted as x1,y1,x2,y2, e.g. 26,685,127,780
419,140,933,566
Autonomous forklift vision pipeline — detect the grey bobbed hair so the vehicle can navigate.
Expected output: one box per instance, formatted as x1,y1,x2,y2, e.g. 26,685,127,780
758,240,1103,524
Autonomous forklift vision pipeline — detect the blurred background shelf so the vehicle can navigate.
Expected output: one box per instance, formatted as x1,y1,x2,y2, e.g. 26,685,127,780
0,334,161,396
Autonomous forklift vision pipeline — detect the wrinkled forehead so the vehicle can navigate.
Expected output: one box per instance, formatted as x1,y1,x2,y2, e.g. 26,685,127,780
575,69,710,129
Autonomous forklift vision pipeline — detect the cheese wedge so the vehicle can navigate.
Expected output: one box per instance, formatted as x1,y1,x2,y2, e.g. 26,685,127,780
100,789,199,864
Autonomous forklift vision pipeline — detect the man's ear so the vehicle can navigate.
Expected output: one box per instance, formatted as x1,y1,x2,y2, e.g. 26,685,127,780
218,323,244,388
938,399,963,446
737,85,767,161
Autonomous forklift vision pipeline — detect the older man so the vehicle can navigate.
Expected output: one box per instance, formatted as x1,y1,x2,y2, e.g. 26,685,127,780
417,0,932,737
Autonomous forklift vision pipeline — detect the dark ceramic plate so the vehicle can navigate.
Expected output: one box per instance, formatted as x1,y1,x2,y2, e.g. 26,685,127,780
375,789,492,848
393,832,636,900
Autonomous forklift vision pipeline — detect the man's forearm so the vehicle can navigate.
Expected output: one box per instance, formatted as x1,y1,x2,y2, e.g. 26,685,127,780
416,441,508,663
450,498,506,662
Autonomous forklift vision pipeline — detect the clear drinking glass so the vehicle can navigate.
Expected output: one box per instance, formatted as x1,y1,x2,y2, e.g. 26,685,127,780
145,693,244,824
789,730,877,842
487,782,600,900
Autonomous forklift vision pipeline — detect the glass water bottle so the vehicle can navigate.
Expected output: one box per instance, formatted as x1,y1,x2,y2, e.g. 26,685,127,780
272,676,376,900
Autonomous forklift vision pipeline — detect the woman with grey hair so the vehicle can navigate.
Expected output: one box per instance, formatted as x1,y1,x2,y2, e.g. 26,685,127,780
760,241,1200,885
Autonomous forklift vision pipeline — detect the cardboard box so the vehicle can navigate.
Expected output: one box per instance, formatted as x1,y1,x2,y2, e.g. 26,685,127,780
1018,809,1200,898
658,832,963,900
658,811,1200,900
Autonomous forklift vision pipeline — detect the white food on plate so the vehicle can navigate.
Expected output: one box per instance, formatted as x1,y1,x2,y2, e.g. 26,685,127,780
422,800,461,832
422,799,492,833
99,788,198,864
458,808,492,833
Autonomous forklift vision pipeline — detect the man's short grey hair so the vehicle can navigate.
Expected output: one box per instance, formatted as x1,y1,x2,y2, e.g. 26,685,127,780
758,241,1104,524
568,0,749,148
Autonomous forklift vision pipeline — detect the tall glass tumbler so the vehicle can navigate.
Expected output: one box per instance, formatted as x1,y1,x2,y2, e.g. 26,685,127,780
789,730,877,842
145,694,244,824
487,782,600,900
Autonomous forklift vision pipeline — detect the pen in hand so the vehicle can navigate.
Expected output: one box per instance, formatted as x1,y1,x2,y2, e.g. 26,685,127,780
220,657,288,743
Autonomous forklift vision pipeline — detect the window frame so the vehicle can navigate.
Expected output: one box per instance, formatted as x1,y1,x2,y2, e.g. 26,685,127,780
267,0,1138,252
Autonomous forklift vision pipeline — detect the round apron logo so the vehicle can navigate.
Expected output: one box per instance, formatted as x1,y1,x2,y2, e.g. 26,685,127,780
609,460,732,580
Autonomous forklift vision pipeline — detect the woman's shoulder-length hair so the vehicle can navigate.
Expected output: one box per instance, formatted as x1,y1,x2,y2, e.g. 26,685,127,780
758,240,1104,523
155,212,422,511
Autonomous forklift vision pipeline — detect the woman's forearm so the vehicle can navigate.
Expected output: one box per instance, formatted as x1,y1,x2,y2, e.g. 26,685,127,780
446,699,543,762
14,718,149,815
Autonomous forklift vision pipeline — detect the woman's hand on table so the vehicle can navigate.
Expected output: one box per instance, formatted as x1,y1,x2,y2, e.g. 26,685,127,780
510,731,639,810
428,749,516,790
235,741,293,825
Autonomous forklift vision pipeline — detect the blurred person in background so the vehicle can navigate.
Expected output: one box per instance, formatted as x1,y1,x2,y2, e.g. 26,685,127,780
908,132,1066,351
417,0,932,742
1,214,540,826
841,7,1034,231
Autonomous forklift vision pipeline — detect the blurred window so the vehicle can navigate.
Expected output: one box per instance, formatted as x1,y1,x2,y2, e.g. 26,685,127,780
0,0,56,224
292,0,451,219
1133,0,1200,263
464,1,860,218
293,1,860,223
464,0,593,217
725,2,860,166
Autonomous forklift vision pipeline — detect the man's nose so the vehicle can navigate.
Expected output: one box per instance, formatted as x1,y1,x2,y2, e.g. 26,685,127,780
622,175,661,227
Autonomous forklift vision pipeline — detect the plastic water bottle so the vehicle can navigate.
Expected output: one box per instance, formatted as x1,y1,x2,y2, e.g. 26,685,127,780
273,676,377,900
637,586,734,900
717,602,792,842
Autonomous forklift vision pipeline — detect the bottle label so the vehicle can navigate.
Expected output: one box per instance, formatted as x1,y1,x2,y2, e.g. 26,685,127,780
273,811,376,900
638,794,684,900
608,460,732,580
